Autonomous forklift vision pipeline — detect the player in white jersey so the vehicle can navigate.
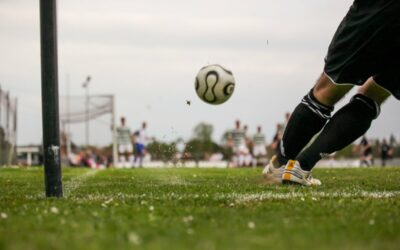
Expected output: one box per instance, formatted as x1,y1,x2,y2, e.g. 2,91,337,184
228,120,248,167
243,125,253,167
252,126,267,166
116,117,133,168
133,121,149,167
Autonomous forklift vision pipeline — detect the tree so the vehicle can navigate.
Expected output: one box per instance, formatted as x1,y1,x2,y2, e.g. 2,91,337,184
146,140,177,162
193,123,213,141
185,123,221,162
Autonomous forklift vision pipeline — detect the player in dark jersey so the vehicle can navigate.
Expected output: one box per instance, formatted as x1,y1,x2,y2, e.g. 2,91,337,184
264,0,400,185
380,138,392,167
359,136,373,167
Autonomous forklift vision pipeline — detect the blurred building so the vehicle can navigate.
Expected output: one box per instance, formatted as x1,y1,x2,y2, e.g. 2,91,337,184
16,145,42,166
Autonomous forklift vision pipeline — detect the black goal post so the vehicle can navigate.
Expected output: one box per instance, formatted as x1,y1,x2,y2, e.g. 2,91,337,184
40,0,63,197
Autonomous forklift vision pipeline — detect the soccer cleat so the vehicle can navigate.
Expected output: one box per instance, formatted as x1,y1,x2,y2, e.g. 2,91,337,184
262,155,284,184
282,160,321,186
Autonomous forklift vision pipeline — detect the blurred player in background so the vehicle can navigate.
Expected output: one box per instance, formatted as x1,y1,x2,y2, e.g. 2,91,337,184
389,134,397,147
283,112,291,128
227,120,248,167
116,117,133,168
264,0,400,185
271,123,283,154
252,126,267,167
270,113,290,158
380,138,392,167
359,136,373,167
243,125,253,167
133,121,149,167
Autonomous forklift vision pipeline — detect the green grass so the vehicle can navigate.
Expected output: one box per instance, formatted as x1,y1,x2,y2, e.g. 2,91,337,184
0,167,400,250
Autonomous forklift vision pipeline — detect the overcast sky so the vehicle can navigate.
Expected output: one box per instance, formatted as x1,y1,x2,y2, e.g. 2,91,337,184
1,0,399,146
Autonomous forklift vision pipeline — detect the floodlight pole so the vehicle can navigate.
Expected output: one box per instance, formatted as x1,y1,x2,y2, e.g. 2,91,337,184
111,95,118,166
40,0,63,197
65,74,71,165
82,76,91,147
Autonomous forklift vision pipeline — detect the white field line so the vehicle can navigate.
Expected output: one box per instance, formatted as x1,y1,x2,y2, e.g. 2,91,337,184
218,191,400,204
49,190,400,203
63,170,100,197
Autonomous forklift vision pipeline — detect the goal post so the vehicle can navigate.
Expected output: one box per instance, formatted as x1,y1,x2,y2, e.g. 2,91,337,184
0,87,18,166
59,94,118,166
40,0,63,197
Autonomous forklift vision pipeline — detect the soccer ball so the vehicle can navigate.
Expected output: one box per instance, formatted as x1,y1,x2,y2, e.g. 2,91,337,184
195,64,235,105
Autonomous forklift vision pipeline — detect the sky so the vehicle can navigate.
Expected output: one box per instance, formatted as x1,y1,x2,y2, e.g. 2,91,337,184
0,0,399,146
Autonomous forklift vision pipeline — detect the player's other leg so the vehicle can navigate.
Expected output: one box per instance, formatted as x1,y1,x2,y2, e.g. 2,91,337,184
133,143,137,167
138,145,146,167
231,147,239,167
253,145,266,167
243,149,252,167
117,144,131,168
133,143,146,167
285,78,391,185
236,145,248,167
278,73,352,164
125,144,133,168
264,74,351,183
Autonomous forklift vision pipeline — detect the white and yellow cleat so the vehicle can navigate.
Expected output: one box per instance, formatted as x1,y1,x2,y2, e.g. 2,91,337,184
262,155,285,184
282,160,321,186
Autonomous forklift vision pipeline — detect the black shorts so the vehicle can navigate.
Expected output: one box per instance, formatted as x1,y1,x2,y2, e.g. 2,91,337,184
324,0,400,99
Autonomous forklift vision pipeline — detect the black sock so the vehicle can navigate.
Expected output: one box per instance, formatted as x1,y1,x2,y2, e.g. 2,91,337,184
297,94,380,171
277,89,333,165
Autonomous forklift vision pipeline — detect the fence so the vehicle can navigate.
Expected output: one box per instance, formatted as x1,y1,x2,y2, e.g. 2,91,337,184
0,85,18,166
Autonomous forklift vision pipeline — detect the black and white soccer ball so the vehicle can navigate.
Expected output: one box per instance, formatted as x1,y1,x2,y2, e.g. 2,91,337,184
195,64,235,105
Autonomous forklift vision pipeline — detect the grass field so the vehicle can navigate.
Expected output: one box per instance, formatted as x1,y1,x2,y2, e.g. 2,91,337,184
0,167,400,250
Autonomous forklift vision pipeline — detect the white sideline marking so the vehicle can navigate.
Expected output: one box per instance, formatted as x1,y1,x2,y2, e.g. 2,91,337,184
63,170,99,197
58,190,400,202
217,191,400,203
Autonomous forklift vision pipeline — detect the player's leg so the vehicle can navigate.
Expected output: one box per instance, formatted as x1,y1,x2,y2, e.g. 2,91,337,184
367,155,372,167
252,146,263,167
264,74,351,183
238,153,245,167
133,143,138,167
276,73,352,165
252,151,258,167
360,155,365,167
244,147,252,167
138,145,145,167
118,145,126,168
287,78,390,185
127,144,134,168
237,146,246,167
